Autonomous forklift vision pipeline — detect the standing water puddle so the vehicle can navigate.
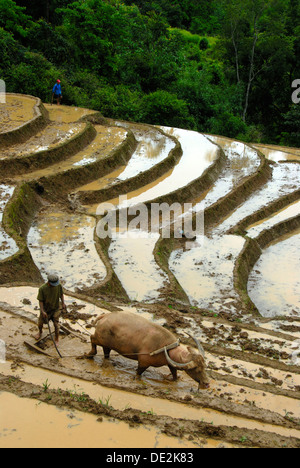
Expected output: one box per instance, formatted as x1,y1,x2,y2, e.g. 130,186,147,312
101,127,218,211
14,126,128,182
213,162,300,235
0,95,36,132
0,391,198,448
169,235,245,310
248,229,300,318
0,123,85,159
108,230,169,302
246,200,300,238
27,209,106,292
77,122,175,192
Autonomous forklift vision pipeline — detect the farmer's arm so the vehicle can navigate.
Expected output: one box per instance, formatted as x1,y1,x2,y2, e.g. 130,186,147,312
39,300,47,319
61,292,67,311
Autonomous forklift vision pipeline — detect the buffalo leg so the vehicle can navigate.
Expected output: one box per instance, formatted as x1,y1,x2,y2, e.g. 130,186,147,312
103,346,111,359
137,365,148,377
168,365,178,381
86,335,98,357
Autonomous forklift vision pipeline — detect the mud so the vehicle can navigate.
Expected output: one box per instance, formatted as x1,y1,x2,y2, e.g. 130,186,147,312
27,208,107,292
0,95,36,132
1,301,300,448
0,94,49,147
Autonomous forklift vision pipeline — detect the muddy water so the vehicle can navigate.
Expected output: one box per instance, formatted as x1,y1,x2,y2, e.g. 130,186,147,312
113,122,176,181
44,104,95,123
254,143,300,162
1,302,300,445
0,95,36,132
0,185,18,260
0,122,85,159
109,127,218,210
246,200,300,238
175,137,261,225
27,209,106,292
214,162,300,235
2,358,300,442
14,126,128,182
248,230,300,318
169,235,245,311
77,123,175,193
108,230,169,302
0,391,197,448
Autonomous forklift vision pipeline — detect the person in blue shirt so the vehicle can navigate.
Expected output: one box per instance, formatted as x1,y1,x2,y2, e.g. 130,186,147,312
52,79,62,105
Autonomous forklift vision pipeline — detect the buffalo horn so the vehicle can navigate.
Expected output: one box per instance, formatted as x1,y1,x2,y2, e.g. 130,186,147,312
164,347,194,369
187,333,205,358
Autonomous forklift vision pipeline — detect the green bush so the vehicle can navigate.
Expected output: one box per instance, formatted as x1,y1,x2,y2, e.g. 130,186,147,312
140,90,196,129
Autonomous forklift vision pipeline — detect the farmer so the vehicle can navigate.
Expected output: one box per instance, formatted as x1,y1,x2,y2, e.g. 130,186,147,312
52,79,62,105
34,274,67,344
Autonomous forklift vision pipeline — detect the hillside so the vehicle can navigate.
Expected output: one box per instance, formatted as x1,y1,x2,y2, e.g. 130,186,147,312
0,0,299,146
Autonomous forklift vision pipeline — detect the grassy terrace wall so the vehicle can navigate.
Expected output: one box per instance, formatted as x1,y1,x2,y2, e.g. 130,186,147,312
0,94,49,147
234,214,300,314
30,126,138,202
0,183,43,284
77,123,183,206
203,145,273,232
0,123,96,177
0,122,97,177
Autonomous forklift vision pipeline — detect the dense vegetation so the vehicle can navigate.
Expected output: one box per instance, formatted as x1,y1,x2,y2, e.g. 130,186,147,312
0,0,299,145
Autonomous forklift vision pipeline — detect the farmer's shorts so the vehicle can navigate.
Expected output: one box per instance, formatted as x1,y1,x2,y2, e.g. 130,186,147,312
38,309,61,327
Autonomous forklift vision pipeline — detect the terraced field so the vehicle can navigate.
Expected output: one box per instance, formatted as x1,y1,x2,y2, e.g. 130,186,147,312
0,94,299,448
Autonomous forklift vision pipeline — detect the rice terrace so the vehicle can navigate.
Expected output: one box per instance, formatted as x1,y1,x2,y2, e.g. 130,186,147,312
1,0,300,456
0,92,299,449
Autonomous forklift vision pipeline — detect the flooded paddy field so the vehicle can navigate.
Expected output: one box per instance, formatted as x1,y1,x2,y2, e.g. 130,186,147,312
0,96,299,448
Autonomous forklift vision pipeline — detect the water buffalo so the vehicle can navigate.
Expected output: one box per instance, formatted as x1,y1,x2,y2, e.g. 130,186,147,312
86,312,209,389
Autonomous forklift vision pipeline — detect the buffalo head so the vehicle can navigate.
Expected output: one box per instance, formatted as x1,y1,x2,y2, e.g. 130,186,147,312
164,334,210,389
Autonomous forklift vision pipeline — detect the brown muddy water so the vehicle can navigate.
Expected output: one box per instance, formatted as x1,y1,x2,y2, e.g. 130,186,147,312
246,200,300,238
44,104,95,123
0,391,200,449
253,143,300,162
248,229,300,318
213,162,300,235
27,209,107,292
108,230,169,302
14,126,128,182
0,122,85,159
76,122,175,193
169,235,245,311
88,127,218,213
0,95,36,132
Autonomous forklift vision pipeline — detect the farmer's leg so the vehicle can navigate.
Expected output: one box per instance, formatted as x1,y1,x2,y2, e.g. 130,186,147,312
34,313,45,340
52,310,61,344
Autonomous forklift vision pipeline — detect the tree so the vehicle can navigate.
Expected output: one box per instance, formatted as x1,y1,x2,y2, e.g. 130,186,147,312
221,0,292,123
